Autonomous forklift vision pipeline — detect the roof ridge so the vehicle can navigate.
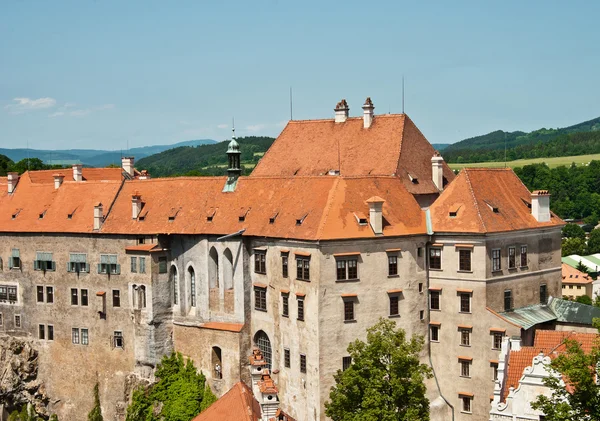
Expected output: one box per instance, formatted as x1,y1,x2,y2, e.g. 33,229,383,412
316,177,342,240
393,114,406,175
463,169,487,232
287,114,405,124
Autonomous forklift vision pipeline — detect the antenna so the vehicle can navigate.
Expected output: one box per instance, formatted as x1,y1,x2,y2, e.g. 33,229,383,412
402,75,405,114
289,87,293,121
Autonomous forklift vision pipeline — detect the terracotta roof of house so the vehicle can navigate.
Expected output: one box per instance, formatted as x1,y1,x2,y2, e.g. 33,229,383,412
100,176,427,240
502,330,599,401
192,382,261,421
27,168,123,184
0,172,122,233
430,168,564,233
250,114,455,194
561,263,592,285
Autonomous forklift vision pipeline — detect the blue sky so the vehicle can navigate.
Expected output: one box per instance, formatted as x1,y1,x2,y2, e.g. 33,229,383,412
1,0,599,150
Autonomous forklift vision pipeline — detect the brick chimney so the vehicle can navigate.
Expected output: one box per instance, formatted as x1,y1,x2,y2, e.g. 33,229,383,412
431,151,444,191
366,196,385,235
93,203,103,230
122,157,135,178
257,372,280,420
53,173,64,190
531,190,551,222
362,97,374,128
72,164,83,182
334,99,349,123
131,192,142,219
7,172,19,194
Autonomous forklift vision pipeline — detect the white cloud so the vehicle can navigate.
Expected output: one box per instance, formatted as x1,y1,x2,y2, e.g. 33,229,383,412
217,124,228,129
5,97,57,113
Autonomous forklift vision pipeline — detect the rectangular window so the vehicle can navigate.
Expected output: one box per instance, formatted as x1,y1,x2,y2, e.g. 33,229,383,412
520,246,528,267
254,251,266,274
282,255,288,278
460,293,471,313
47,325,54,341
493,333,503,350
459,249,471,272
296,258,310,281
300,354,306,374
297,296,305,321
343,300,354,321
462,397,472,413
113,331,123,348
508,247,516,269
492,249,501,272
8,286,17,302
389,296,399,316
504,290,512,311
130,257,137,273
10,249,21,269
342,356,352,371
99,254,119,275
336,258,358,281
540,284,547,304
284,348,290,368
81,289,88,306
112,290,121,307
254,287,266,311
460,360,471,377
14,315,21,328
431,325,439,342
429,248,442,270
418,283,423,293
46,286,54,304
0,313,3,326
81,328,89,345
0,286,7,301
492,363,499,381
71,288,78,306
37,286,44,303
34,252,55,271
282,293,289,317
388,255,398,276
72,328,79,344
419,310,424,320
68,253,88,273
139,257,146,274
38,324,45,340
461,329,471,346
430,291,441,310
158,256,167,273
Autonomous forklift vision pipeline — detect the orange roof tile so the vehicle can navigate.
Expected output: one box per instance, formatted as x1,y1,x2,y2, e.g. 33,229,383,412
201,322,244,333
562,263,592,285
125,244,161,252
192,382,261,421
430,168,564,234
251,114,455,194
28,168,122,184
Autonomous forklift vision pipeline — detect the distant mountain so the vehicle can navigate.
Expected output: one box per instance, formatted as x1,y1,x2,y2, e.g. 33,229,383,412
0,139,217,168
431,143,450,151
443,116,600,162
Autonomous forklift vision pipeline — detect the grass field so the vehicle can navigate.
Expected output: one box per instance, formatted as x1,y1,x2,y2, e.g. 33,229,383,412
449,153,600,170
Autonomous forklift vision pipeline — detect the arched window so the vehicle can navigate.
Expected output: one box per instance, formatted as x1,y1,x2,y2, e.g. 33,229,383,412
188,266,196,307
139,285,146,308
223,248,234,290
212,346,222,379
254,330,272,369
132,284,138,308
171,266,179,305
209,247,219,288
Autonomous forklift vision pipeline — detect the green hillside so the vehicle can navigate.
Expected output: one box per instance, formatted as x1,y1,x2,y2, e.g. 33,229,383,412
136,136,275,177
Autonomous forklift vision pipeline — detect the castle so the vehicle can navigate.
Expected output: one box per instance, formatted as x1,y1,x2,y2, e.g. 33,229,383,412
0,98,563,420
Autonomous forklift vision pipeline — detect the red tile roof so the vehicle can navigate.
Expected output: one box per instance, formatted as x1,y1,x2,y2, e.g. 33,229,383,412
562,263,592,285
192,382,261,421
28,168,123,184
430,168,564,233
251,114,455,194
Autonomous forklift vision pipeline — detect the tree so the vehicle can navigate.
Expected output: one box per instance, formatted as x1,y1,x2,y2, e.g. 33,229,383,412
325,318,432,421
126,352,216,421
562,223,586,240
88,382,103,421
588,229,600,254
577,260,590,274
575,295,592,305
531,339,600,420
562,238,586,257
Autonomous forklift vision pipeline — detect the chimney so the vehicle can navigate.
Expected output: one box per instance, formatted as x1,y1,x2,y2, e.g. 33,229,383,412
366,196,385,235
431,151,444,191
138,170,150,180
362,97,374,128
72,164,83,182
53,173,64,190
93,203,103,230
132,192,142,219
122,157,135,178
257,372,280,421
7,172,19,194
334,99,349,123
531,190,551,222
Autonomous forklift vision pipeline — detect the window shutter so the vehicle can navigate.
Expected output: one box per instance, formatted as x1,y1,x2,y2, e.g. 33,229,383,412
115,264,121,275
85,263,90,273
8,258,12,269
98,263,102,274
51,261,56,271
34,260,39,271
67,262,71,272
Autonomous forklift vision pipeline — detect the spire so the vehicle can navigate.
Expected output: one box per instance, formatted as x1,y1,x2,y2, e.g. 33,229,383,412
223,120,241,192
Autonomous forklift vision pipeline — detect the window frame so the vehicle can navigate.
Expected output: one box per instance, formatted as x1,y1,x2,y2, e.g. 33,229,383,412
388,255,398,276
254,286,267,312
296,257,310,281
504,289,512,311
46,286,54,304
461,396,472,413
520,245,528,267
71,288,78,306
429,247,442,270
47,324,54,341
282,293,289,318
336,257,359,281
72,327,80,344
37,285,44,303
38,324,45,340
430,290,441,310
460,329,471,347
284,348,290,368
458,249,472,272
430,325,440,342
254,251,267,274
540,284,547,304
459,293,471,313
81,328,89,346
130,256,137,273
342,356,352,371
492,248,501,272
300,353,307,374
389,295,399,316
460,360,471,378
343,299,355,322
492,332,503,350
139,256,146,274
112,289,121,308
508,246,516,269
113,331,124,348
14,314,21,328
281,255,288,278
297,296,305,321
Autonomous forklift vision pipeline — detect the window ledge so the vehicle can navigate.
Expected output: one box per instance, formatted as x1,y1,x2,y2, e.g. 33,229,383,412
282,314,289,318
460,344,472,347
295,278,310,282
387,274,400,278
254,308,267,313
254,271,267,275
491,270,502,274
429,268,442,271
297,318,305,322
459,311,472,314
520,266,528,269
343,319,357,324
457,270,473,273
430,308,441,312
388,314,401,319
336,278,360,283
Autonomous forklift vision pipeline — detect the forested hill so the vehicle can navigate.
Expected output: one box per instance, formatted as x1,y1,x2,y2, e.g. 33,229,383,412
136,136,275,177
444,116,600,163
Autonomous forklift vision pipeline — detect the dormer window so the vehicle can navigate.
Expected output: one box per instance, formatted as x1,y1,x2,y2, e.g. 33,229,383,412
138,210,148,221
168,207,180,222
207,208,216,222
449,205,461,218
269,212,278,224
296,213,308,226
408,174,419,184
39,210,47,219
239,208,250,222
485,201,499,213
521,198,532,209
11,209,21,219
354,212,368,226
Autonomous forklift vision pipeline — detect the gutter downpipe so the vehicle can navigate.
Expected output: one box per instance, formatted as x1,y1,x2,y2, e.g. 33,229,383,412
425,209,455,421
217,229,246,242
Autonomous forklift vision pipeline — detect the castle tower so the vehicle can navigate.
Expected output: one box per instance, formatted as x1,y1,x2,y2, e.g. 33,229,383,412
223,126,242,192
